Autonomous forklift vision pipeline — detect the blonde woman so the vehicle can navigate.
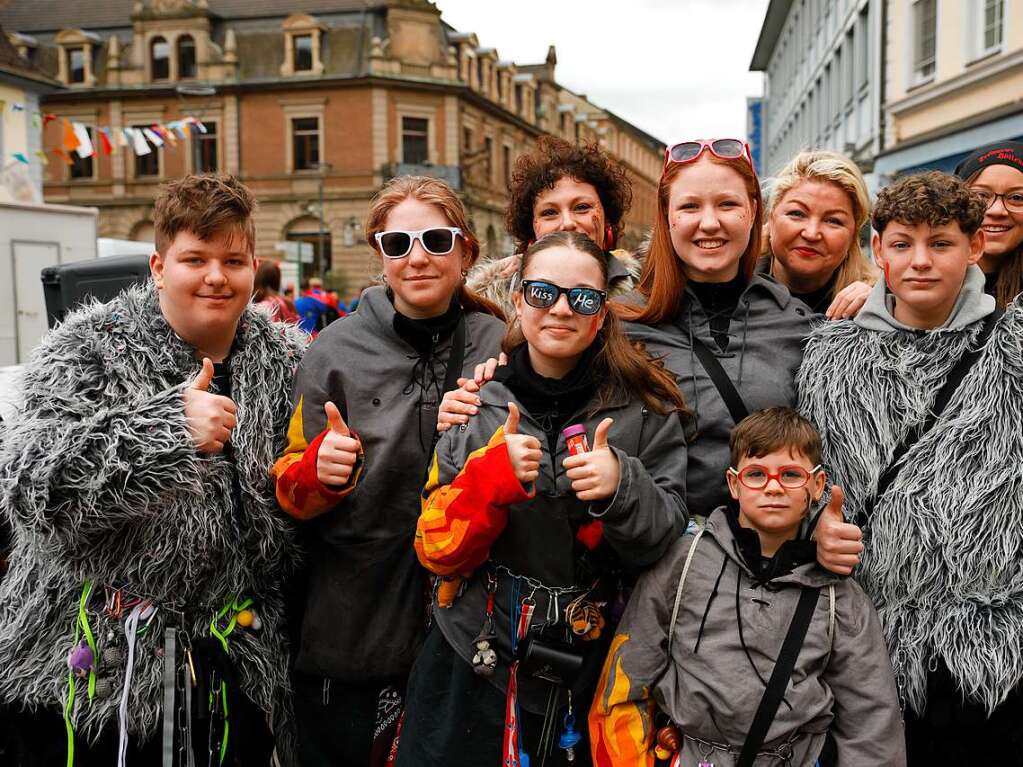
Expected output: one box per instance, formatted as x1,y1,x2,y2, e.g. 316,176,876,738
761,150,878,319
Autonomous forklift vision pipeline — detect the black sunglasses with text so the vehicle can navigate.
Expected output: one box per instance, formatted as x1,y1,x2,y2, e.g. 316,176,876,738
375,227,462,259
521,280,607,316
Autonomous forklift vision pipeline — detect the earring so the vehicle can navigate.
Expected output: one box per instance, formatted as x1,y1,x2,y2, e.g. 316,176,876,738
604,225,615,250
461,268,469,279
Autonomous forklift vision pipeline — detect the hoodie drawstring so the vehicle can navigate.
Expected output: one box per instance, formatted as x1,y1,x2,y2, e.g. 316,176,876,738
693,555,728,655
737,297,751,388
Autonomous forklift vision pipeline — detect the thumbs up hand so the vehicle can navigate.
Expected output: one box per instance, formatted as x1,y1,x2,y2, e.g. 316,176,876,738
563,418,620,502
183,357,238,454
316,401,362,487
503,402,542,485
813,485,864,575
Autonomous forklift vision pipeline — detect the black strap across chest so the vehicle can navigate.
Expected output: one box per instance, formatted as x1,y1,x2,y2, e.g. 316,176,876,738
861,308,1002,524
737,586,821,767
691,336,750,424
426,315,466,461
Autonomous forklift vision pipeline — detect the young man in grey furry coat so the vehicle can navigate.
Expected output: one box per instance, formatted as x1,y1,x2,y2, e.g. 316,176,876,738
800,171,1023,765
0,174,306,766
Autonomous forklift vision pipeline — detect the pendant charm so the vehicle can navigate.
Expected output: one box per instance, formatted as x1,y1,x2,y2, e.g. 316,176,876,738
654,724,681,761
471,627,498,676
558,712,582,762
565,595,606,641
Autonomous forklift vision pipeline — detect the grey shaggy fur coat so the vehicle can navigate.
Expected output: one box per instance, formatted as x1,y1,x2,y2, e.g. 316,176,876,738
798,267,1023,714
0,283,306,745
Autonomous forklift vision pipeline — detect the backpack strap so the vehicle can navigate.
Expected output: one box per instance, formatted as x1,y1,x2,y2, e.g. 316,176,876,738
667,529,704,659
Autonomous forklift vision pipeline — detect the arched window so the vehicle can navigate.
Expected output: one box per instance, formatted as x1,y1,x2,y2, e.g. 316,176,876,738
151,37,169,80
177,35,196,79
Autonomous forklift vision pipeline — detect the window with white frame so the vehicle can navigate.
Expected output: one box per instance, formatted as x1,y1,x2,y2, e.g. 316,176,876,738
856,7,870,90
913,0,937,82
970,0,1005,60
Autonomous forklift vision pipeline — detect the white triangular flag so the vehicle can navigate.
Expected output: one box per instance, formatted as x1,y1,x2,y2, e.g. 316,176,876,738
143,127,164,147
72,122,94,158
131,128,152,156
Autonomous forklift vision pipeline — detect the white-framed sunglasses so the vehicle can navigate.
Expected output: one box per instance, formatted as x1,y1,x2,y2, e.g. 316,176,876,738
374,227,463,259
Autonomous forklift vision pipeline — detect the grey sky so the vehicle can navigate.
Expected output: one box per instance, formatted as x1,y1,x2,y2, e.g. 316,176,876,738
435,0,770,145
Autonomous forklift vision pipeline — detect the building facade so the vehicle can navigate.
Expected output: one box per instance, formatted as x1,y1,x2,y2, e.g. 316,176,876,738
0,0,664,294
0,25,62,202
874,0,1022,180
750,0,884,181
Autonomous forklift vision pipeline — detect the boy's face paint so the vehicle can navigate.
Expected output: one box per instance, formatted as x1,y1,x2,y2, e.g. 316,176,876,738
872,221,984,330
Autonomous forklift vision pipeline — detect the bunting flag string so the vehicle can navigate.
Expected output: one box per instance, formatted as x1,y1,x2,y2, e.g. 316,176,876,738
1,102,207,167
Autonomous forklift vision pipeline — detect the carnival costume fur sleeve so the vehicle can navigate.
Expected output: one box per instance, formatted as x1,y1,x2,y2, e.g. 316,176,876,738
0,283,307,747
798,271,1023,714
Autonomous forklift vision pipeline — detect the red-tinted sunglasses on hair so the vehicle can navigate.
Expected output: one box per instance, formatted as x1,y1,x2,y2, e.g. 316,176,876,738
664,138,754,172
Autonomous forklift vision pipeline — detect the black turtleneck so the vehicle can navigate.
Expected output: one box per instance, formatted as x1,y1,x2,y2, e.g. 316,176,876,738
392,298,462,354
495,343,601,456
789,274,838,316
724,504,816,585
688,273,748,351
984,270,999,299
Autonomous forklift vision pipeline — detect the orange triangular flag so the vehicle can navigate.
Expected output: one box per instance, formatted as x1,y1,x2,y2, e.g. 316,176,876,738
62,119,80,152
53,148,74,166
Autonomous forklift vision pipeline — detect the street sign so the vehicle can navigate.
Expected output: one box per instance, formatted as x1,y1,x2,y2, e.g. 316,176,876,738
274,240,314,263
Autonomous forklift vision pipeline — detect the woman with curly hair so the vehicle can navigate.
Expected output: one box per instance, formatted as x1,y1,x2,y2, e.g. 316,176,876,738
467,136,641,316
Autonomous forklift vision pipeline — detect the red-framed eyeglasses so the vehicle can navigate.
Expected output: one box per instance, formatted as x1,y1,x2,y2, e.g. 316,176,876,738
727,464,822,490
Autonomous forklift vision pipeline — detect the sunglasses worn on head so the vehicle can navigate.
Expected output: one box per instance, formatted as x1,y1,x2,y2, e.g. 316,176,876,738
665,138,754,172
375,227,462,259
521,279,607,316
728,464,822,490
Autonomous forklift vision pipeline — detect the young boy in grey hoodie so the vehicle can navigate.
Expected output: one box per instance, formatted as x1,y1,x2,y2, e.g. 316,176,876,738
589,408,905,766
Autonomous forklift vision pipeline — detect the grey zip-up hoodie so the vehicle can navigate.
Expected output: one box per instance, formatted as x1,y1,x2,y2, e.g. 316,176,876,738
624,275,812,517
590,507,905,766
417,374,688,713
799,266,1023,714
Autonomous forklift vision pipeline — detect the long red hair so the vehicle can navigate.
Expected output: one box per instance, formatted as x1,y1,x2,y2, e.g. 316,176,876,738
617,154,763,325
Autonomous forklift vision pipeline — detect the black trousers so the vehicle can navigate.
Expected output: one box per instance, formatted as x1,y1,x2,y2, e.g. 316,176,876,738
904,664,1023,767
293,672,398,767
396,626,591,767
0,691,273,767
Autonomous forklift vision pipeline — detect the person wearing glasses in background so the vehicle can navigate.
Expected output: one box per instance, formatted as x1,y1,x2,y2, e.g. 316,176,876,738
466,136,641,317
955,141,1023,307
617,138,812,521
398,231,689,767
271,177,505,766
760,150,878,319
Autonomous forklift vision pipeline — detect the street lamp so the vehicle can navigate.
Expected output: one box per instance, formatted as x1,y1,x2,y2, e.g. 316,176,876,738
317,161,333,282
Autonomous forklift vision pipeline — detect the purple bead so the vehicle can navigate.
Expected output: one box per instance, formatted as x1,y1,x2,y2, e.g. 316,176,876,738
68,639,94,677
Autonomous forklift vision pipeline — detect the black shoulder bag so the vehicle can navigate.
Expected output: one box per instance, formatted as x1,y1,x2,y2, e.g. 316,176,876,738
858,308,1003,527
691,336,750,424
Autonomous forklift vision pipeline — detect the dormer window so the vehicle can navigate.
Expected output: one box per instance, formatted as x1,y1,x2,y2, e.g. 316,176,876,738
67,47,86,83
56,29,99,86
281,14,325,76
294,34,313,72
151,37,170,81
177,35,197,79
